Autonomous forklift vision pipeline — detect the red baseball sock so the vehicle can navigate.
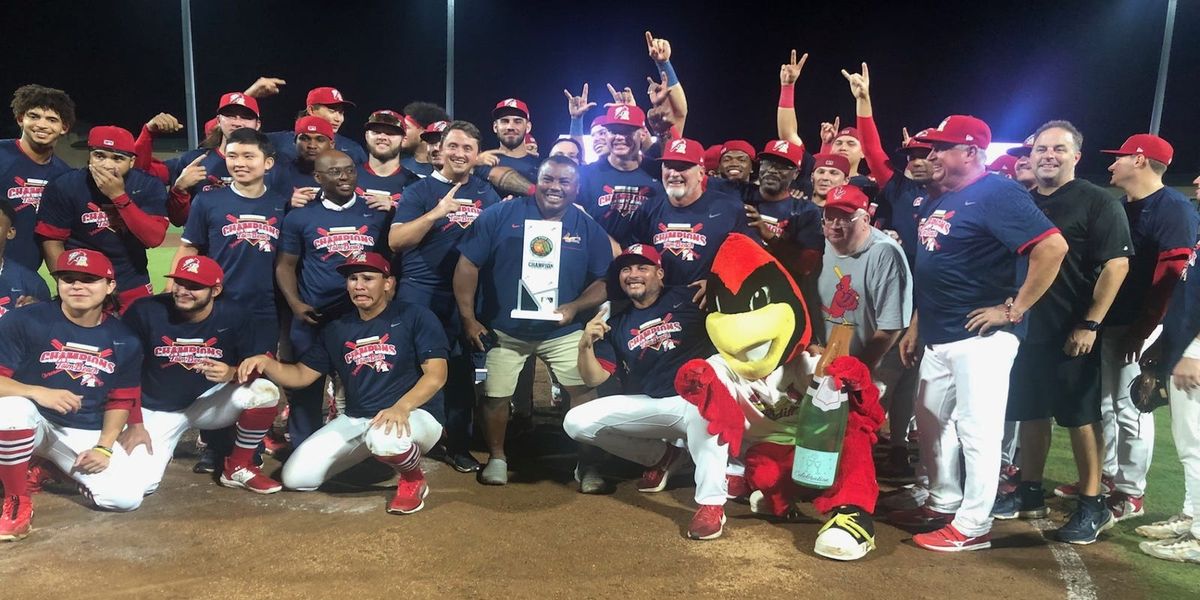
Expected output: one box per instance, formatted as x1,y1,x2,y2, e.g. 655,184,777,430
227,407,275,468
0,429,36,497
375,445,423,477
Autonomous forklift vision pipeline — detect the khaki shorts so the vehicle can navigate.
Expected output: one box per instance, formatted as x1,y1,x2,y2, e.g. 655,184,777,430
483,329,586,397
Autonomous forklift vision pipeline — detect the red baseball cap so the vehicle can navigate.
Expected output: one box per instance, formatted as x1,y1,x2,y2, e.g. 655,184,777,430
896,128,934,154
524,133,537,145
493,98,530,120
1101,133,1174,166
364,109,404,132
306,87,354,108
1006,134,1035,158
590,115,611,130
604,104,645,129
823,184,870,214
915,115,992,148
203,118,220,137
658,138,704,166
987,154,1018,178
834,127,861,143
87,126,136,156
217,92,260,117
812,152,851,175
607,243,664,295
295,116,335,139
759,139,804,167
420,120,450,143
703,144,723,170
336,252,391,277
54,249,114,279
721,140,757,161
168,255,224,287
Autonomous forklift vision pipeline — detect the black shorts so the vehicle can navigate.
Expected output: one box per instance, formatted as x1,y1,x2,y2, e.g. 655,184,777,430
1006,340,1101,427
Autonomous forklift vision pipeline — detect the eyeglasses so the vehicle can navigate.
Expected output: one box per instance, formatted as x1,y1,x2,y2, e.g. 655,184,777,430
759,160,796,173
821,214,863,227
318,167,356,177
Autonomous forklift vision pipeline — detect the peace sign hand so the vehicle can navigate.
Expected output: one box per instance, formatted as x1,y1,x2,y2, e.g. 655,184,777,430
779,49,809,85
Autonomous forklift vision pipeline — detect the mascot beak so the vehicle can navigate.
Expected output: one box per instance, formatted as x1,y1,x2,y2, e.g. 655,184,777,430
707,303,795,380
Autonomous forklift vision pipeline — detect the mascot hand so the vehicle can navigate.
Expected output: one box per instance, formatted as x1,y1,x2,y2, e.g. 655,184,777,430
676,359,746,456
676,359,716,395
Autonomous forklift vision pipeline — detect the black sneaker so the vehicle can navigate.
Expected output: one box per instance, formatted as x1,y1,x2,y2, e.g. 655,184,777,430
815,506,876,561
1055,501,1114,545
448,451,482,473
192,447,219,474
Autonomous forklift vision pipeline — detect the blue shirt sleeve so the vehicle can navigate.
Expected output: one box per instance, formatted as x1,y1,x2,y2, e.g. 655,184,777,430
1154,195,1198,254
983,183,1057,254
457,203,500,267
27,270,51,301
180,194,208,249
585,220,613,280
0,310,28,372
36,177,73,232
410,306,450,362
299,330,333,375
279,209,304,256
392,183,431,225
133,172,168,216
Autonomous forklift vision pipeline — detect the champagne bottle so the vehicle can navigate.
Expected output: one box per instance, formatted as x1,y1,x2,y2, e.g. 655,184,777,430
791,324,853,489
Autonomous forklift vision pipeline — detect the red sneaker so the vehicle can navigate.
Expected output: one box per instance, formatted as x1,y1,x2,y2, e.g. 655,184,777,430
1054,475,1115,499
687,504,726,540
25,458,62,494
0,495,33,542
637,445,682,493
387,473,430,515
219,459,282,494
261,435,289,458
1107,491,1146,522
888,505,955,530
726,474,750,501
913,524,992,552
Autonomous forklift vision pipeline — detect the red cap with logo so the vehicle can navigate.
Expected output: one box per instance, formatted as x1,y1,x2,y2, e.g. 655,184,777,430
306,87,355,107
823,184,870,214
493,98,530,120
294,116,335,139
721,140,757,161
915,115,992,148
87,126,137,156
217,92,260,117
607,243,664,296
896,128,934,154
812,152,851,176
658,138,704,165
336,252,391,277
168,255,224,287
1101,134,1174,166
54,249,115,279
420,120,450,142
987,154,1018,178
1006,134,1035,158
604,104,646,128
760,139,804,167
834,127,861,143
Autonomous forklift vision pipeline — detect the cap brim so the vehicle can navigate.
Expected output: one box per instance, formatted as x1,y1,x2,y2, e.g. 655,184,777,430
1099,149,1132,155
912,131,965,145
1005,146,1032,157
493,108,529,120
166,273,217,287
759,151,800,167
336,264,388,277
52,268,110,279
365,122,405,134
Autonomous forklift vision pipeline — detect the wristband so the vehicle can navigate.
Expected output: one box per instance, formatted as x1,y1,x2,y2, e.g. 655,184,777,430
1184,338,1200,360
1004,300,1023,324
656,59,679,87
92,445,113,458
569,115,584,137
111,193,132,209
778,84,795,108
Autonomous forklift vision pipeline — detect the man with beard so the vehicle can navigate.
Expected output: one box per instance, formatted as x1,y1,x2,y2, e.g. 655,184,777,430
278,150,390,447
399,102,451,178
36,126,168,309
0,84,75,271
579,104,665,244
455,156,612,486
390,121,501,472
267,117,335,210
120,256,283,495
475,99,543,198
357,110,418,211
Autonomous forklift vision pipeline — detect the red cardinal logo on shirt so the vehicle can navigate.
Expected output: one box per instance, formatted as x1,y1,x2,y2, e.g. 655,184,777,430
822,269,860,321
343,334,397,375
313,225,375,260
222,214,280,252
597,185,650,218
39,340,116,388
154,337,223,370
8,176,49,212
653,222,707,261
627,313,682,358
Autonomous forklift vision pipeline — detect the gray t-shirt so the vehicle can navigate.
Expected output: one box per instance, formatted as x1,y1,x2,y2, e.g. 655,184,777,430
818,228,913,356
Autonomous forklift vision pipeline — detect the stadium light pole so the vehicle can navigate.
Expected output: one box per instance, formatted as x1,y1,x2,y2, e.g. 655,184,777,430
1148,0,1176,135
445,0,456,117
181,0,199,149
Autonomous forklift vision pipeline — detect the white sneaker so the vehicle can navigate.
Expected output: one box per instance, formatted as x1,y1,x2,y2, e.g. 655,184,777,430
1139,533,1200,564
1135,513,1194,540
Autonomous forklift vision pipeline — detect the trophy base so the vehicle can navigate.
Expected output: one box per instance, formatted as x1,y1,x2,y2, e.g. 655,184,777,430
510,309,562,322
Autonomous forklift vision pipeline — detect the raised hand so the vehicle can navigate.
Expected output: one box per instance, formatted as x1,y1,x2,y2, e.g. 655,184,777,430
646,71,670,107
563,84,597,119
604,83,636,108
581,304,611,348
146,113,183,134
820,116,841,144
431,183,464,220
841,62,870,99
172,152,208,192
245,76,286,98
645,31,672,62
779,49,809,85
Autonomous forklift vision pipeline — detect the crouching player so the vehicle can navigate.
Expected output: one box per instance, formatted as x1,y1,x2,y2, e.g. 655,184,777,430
119,256,282,494
0,250,143,541
238,253,448,514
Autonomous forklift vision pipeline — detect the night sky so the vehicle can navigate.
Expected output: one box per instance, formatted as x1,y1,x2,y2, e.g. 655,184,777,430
2,0,1196,182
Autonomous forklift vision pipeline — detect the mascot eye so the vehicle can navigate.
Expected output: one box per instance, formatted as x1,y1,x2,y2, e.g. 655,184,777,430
749,286,771,311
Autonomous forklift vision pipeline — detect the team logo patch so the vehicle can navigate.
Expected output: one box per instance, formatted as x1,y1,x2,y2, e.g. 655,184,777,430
912,195,924,208
597,185,650,218
613,106,630,122
917,209,955,252
343,334,397,375
39,340,116,388
8,176,49,212
822,267,860,322
440,199,484,231
331,89,344,101
653,222,707,261
221,214,280,252
530,235,553,257
627,313,682,357
154,337,223,370
771,141,790,153
181,257,202,274
669,139,689,154
66,250,90,267
0,296,10,319
313,226,375,260
356,187,402,209
228,93,246,106
503,98,518,108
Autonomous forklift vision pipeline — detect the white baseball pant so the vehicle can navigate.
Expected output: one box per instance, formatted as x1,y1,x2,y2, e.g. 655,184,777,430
281,409,443,491
1001,421,1020,469
128,379,280,494
563,394,729,505
1169,379,1200,537
1099,325,1161,496
915,332,1020,537
0,396,144,511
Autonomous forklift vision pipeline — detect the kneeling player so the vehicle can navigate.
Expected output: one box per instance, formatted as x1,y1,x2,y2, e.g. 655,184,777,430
0,250,144,542
238,253,448,514
119,256,282,495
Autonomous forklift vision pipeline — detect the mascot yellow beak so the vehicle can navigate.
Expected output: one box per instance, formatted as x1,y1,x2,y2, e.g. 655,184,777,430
707,304,796,381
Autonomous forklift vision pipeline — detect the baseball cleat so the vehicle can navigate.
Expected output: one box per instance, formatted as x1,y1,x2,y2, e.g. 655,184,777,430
1136,513,1194,540
25,457,63,494
1139,533,1200,564
387,478,429,515
815,507,876,561
0,495,33,542
687,505,726,540
447,451,482,473
1055,502,1114,545
637,445,682,493
913,524,992,552
219,461,282,494
1106,492,1145,522
193,446,219,474
887,505,954,531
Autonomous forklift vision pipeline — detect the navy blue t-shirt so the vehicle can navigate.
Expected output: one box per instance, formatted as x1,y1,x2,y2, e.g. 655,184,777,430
877,176,927,269
1161,236,1200,374
475,153,541,190
0,259,50,319
264,158,320,203
594,285,713,398
0,139,73,270
37,168,168,292
458,196,612,341
180,186,289,311
356,163,417,203
267,131,367,165
914,174,1058,344
124,294,267,411
1106,186,1197,327
0,301,142,429
300,302,448,421
400,156,434,179
752,192,814,247
280,195,389,308
166,148,235,197
392,173,502,290
578,158,665,244
629,191,755,287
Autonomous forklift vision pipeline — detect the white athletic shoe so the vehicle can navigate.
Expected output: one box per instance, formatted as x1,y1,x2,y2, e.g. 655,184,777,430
1139,533,1200,564
1135,513,1194,540
814,509,876,561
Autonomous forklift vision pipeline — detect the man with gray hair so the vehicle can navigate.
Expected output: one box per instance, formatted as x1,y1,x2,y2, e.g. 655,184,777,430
992,120,1132,545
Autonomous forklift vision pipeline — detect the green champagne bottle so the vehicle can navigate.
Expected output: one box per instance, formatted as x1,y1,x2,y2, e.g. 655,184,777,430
791,323,853,489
